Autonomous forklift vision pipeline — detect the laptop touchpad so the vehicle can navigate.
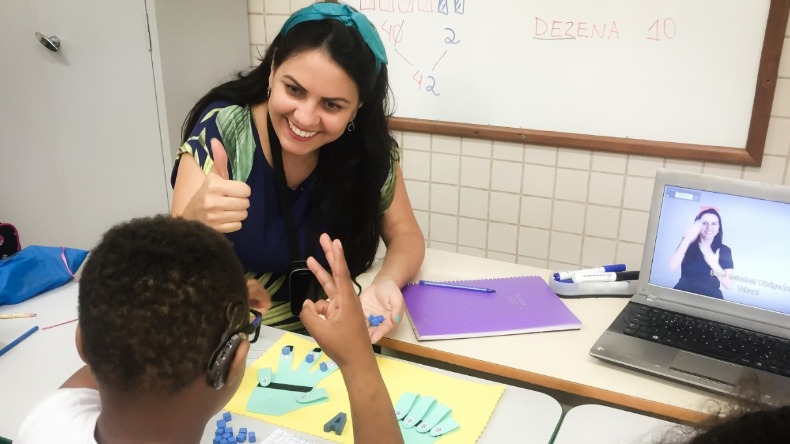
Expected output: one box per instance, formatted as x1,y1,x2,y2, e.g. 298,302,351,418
670,351,741,385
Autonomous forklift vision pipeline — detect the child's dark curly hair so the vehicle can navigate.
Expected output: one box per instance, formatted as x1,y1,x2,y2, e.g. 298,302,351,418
685,405,790,443
78,215,248,395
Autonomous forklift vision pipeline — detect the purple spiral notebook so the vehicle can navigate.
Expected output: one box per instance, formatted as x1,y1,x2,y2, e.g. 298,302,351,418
402,276,582,341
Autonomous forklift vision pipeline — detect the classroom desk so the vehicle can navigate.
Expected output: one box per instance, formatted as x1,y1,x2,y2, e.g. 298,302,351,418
0,282,82,439
0,282,563,443
360,249,731,424
553,404,681,444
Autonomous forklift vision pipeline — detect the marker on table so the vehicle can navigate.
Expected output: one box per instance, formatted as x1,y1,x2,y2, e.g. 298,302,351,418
0,313,37,319
42,318,78,330
571,271,640,283
418,280,496,293
0,326,39,358
553,264,626,281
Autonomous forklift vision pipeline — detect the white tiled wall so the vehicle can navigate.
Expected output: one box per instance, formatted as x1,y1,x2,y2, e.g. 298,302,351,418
249,2,790,271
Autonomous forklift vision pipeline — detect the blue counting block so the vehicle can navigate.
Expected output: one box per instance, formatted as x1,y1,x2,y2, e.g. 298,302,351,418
223,412,232,422
368,314,385,327
249,431,256,443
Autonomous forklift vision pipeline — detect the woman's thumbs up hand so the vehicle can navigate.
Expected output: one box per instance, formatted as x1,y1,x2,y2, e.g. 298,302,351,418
187,138,252,233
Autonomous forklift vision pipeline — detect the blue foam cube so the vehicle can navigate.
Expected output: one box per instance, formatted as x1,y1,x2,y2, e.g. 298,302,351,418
223,412,232,422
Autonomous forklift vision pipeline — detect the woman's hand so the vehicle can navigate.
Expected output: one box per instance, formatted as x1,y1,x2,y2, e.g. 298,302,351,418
683,220,703,242
247,279,272,313
699,244,722,273
700,244,734,289
359,279,405,344
670,220,704,271
184,139,251,233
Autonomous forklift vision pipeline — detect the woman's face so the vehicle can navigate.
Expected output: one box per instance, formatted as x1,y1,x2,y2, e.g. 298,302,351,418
698,213,720,241
268,49,361,158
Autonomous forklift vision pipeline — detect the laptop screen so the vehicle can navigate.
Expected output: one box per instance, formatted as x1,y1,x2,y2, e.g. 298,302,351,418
647,184,790,316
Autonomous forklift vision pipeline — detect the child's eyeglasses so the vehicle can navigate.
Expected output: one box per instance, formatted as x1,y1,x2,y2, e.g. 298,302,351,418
237,309,263,343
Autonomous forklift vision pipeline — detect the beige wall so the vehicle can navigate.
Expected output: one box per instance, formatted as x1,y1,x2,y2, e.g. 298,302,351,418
248,0,790,271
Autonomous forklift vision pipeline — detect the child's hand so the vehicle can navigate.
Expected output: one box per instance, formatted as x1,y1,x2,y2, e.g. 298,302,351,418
300,234,374,369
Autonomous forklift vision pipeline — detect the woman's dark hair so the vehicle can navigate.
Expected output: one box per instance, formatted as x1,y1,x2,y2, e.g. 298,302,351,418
181,17,397,277
694,208,724,251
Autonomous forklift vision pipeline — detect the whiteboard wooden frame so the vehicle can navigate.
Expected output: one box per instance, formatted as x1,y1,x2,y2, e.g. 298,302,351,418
388,0,790,166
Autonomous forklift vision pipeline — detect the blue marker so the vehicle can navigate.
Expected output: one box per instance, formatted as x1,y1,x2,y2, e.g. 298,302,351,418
0,326,39,357
553,264,626,281
418,280,495,293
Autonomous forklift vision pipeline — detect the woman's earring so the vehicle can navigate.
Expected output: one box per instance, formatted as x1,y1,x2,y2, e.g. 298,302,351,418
347,120,355,132
266,86,271,98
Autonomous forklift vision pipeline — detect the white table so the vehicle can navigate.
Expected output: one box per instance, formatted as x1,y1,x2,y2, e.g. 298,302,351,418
553,404,683,444
0,283,564,443
361,249,730,423
0,282,83,437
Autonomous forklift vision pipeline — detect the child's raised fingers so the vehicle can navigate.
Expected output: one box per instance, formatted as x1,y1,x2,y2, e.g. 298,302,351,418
319,233,335,265
328,239,354,300
307,256,337,298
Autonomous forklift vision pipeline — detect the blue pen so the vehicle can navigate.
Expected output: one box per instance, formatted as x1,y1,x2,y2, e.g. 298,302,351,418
553,264,626,281
0,326,39,357
418,280,496,293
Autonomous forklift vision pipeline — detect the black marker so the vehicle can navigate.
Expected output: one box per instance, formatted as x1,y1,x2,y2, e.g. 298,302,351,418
571,271,640,283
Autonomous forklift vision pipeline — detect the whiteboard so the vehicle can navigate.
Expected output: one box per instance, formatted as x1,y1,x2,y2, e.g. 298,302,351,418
351,0,788,164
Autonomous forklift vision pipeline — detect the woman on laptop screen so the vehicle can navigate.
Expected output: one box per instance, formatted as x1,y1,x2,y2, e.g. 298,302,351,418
669,207,735,299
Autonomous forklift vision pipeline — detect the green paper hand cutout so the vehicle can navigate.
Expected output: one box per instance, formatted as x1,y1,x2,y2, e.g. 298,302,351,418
246,345,338,416
395,392,460,443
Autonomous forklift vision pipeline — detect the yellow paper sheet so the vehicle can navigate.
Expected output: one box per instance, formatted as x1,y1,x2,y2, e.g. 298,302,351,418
226,333,504,443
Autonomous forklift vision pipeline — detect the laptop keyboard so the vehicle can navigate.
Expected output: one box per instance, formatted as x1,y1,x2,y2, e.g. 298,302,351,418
619,303,790,378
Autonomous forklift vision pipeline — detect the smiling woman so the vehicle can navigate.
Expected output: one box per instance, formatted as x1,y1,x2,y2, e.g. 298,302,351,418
169,2,424,340
266,50,361,164
669,208,735,299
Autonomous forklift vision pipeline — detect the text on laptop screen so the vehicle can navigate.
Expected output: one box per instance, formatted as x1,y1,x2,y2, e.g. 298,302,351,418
648,185,790,316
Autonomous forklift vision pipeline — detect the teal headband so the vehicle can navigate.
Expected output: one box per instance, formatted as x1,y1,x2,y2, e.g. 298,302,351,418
279,2,388,74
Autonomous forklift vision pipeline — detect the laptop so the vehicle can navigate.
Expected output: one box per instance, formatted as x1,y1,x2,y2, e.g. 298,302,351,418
591,169,790,406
